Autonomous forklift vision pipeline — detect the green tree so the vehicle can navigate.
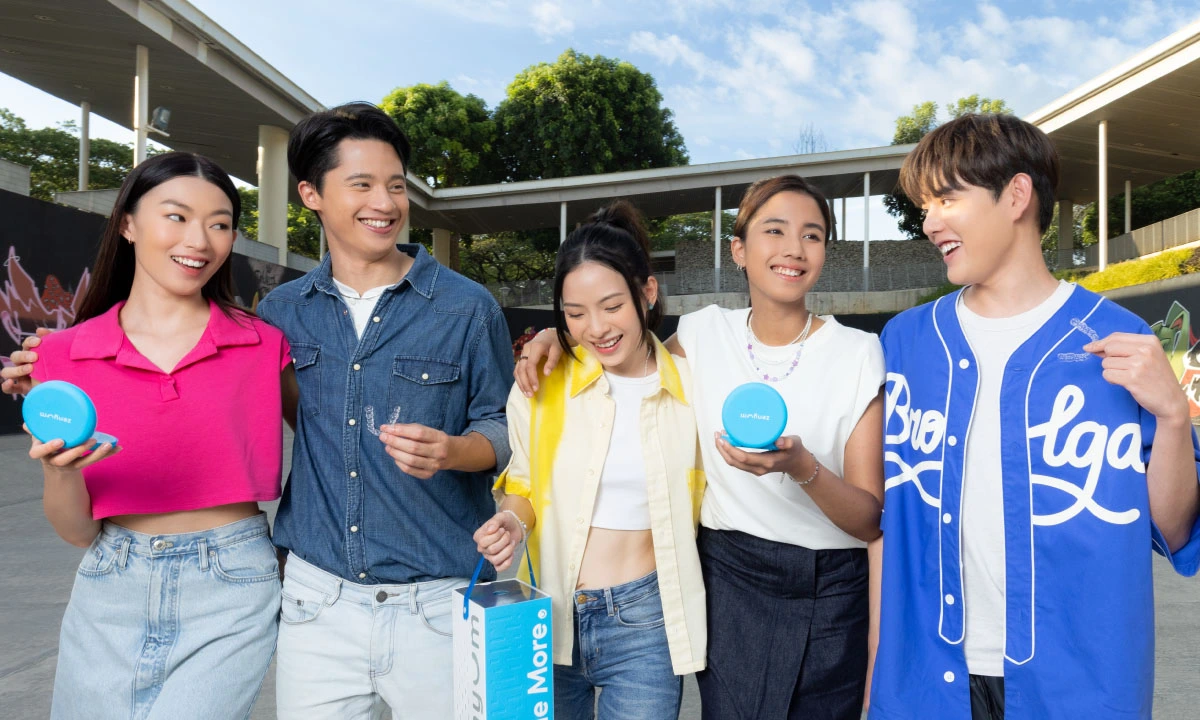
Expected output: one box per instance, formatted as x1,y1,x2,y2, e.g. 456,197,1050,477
883,96,1012,240
1081,168,1200,244
380,82,499,188
493,49,688,182
237,187,323,260
458,232,557,284
0,108,136,201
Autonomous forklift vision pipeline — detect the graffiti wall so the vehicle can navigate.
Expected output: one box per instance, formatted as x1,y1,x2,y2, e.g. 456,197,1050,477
0,189,304,434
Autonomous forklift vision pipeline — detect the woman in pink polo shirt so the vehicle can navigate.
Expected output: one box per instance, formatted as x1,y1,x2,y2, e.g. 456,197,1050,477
19,152,292,719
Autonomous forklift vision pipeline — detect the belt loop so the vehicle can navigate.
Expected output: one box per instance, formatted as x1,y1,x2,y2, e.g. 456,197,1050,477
605,587,615,617
198,539,209,571
408,584,419,615
117,536,131,569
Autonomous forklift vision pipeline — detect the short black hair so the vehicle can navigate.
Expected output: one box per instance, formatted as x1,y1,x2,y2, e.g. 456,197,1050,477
900,113,1059,234
287,102,412,191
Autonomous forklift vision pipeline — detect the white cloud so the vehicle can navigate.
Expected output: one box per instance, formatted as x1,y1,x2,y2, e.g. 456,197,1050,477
530,1,574,40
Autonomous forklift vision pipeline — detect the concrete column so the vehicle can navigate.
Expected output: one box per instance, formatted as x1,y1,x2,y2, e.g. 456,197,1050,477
78,102,90,191
133,45,149,167
560,201,567,244
432,228,453,266
841,196,847,240
713,186,722,293
1098,120,1108,271
257,125,290,265
319,225,326,259
398,217,410,244
863,172,871,291
1124,179,1132,234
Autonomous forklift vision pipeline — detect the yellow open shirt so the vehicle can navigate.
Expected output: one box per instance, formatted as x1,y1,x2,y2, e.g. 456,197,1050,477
494,337,707,674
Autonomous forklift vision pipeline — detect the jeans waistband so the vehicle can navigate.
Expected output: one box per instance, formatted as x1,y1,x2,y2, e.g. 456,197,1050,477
284,552,465,608
571,570,659,613
99,513,270,557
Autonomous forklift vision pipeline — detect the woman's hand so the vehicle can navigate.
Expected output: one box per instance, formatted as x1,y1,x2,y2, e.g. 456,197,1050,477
514,330,565,398
473,511,523,571
2,329,51,395
714,432,816,480
27,424,119,473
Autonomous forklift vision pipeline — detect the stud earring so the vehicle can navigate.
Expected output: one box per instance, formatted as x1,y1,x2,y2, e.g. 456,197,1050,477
648,301,655,310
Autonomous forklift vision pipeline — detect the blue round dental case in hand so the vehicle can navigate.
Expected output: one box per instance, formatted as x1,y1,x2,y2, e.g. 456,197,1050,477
22,380,118,449
721,382,788,449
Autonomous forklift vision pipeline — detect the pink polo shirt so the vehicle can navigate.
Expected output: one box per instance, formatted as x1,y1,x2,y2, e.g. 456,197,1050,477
32,301,291,519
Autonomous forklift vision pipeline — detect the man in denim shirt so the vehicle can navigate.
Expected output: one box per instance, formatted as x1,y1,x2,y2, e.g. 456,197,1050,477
256,103,513,719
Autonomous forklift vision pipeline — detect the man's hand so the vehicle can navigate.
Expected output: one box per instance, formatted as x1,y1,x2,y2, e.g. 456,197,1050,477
2,328,51,395
378,423,455,479
1085,332,1190,423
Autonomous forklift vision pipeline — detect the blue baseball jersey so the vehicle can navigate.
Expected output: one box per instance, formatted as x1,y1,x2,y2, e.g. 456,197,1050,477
870,285,1200,720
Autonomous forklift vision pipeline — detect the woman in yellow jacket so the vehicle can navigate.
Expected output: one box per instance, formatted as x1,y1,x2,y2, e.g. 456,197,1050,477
474,201,705,720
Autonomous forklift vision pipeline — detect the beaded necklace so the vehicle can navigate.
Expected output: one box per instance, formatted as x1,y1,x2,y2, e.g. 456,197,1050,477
745,310,812,383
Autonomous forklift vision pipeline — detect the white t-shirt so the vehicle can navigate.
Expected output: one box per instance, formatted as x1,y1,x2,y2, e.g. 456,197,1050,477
590,371,659,530
676,305,885,549
957,280,1074,676
331,278,396,338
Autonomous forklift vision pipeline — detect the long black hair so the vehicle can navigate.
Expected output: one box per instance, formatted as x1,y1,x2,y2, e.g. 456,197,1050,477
552,200,663,359
73,152,244,326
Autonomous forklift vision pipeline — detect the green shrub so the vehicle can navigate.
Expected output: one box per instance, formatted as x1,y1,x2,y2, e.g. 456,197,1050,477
1077,248,1193,293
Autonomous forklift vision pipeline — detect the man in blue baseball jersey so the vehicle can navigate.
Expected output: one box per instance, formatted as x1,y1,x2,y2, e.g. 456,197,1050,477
869,113,1200,720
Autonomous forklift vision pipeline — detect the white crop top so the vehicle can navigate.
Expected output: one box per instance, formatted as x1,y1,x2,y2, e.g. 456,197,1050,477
590,371,659,530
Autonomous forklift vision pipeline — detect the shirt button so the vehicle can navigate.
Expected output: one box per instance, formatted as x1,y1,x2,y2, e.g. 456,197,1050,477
588,470,595,477
376,590,387,603
353,364,361,371
421,373,429,380
945,594,955,605
958,359,970,369
942,513,952,524
577,516,584,525
348,418,356,426
359,572,367,579
350,471,358,478
569,563,576,571
947,436,958,447
350,526,359,532
944,671,955,683
373,316,381,323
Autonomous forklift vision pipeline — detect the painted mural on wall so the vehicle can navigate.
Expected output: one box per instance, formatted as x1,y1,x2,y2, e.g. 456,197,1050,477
1151,300,1200,420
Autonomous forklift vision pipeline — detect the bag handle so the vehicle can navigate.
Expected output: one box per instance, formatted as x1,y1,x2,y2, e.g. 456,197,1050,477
462,542,537,619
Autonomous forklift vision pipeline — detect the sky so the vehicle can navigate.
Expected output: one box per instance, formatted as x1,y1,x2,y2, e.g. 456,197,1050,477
1,0,1197,239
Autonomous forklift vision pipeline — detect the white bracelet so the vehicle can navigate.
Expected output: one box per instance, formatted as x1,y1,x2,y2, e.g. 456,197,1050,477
792,451,821,486
502,509,527,543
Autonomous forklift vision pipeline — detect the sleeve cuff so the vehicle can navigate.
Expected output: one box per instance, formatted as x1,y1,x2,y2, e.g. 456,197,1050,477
1150,459,1200,577
467,417,511,471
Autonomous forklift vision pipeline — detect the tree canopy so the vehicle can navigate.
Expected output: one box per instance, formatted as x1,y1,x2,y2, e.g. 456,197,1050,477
381,82,499,188
883,95,1013,240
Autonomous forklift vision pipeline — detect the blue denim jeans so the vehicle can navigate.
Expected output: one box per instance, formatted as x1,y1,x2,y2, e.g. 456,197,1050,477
51,515,281,720
554,571,682,720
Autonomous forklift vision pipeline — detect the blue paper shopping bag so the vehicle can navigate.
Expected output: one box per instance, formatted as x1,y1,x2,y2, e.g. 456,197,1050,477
453,552,553,719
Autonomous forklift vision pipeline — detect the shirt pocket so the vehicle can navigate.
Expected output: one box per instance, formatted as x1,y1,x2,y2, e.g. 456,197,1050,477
387,356,461,430
291,342,321,417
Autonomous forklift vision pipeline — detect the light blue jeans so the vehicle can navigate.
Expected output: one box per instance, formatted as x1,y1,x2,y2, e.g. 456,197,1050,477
51,514,281,720
274,552,467,719
555,570,683,720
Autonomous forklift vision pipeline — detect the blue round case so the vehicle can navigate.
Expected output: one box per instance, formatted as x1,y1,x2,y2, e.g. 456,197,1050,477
22,380,118,449
721,382,788,449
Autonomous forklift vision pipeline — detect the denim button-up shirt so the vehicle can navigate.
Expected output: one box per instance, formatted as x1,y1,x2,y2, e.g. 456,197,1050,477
257,245,513,584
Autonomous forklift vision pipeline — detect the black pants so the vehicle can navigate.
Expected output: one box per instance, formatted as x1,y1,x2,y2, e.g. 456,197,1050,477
695,527,868,720
970,675,1005,720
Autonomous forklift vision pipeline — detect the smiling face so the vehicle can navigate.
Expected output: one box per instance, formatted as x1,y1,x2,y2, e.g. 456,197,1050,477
922,180,1021,287
560,261,658,377
299,137,409,261
122,175,235,301
731,190,827,307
